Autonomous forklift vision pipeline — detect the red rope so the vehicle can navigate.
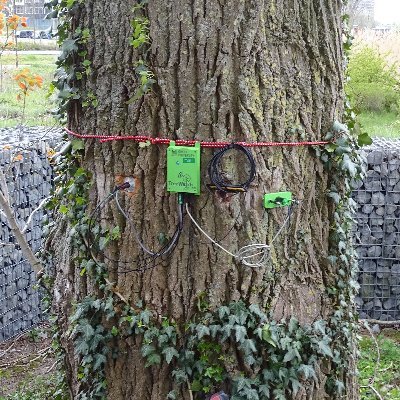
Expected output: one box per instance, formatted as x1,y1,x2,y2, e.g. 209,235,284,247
65,128,329,148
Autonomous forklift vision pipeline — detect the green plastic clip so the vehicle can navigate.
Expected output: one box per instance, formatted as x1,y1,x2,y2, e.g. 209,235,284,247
264,192,292,209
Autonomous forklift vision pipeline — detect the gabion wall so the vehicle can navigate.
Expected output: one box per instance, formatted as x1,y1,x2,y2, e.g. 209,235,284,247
1,134,400,342
354,138,400,321
0,141,55,341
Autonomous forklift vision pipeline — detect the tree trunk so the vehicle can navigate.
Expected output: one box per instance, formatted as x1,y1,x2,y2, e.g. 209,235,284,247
49,1,359,399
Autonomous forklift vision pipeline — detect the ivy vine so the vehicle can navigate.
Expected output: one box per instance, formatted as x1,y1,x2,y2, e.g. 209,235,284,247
129,1,156,101
42,5,368,400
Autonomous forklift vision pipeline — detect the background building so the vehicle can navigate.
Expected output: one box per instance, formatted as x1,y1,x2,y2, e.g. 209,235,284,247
11,0,51,30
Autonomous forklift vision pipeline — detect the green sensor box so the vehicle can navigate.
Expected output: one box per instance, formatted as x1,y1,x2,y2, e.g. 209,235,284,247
167,141,201,195
264,192,292,209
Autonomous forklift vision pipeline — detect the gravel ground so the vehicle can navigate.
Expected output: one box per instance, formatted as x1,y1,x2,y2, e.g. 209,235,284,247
0,323,56,397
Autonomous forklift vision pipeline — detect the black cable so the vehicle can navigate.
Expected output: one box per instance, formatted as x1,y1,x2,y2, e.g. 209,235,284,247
207,143,256,193
86,186,184,273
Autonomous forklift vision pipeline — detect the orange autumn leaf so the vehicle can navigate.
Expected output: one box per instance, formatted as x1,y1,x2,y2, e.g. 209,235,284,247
13,154,23,162
47,148,56,158
13,68,43,101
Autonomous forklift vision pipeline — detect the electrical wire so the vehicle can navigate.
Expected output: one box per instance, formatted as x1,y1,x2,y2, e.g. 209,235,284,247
86,184,183,273
115,190,184,258
185,202,294,268
207,143,256,193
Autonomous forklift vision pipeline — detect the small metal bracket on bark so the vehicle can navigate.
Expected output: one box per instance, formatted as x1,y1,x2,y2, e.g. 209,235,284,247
115,175,139,195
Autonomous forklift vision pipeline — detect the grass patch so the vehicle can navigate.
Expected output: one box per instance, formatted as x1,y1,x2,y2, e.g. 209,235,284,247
0,54,58,127
2,39,58,51
359,111,400,139
0,373,68,400
359,334,400,399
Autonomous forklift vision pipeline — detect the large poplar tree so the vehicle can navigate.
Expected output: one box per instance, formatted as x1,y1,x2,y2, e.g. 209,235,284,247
48,0,360,399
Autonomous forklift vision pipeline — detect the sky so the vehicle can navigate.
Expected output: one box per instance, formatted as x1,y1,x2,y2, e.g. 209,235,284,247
375,0,400,24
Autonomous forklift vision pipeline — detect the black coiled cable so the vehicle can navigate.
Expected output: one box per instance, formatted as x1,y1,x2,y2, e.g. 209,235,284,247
207,143,256,193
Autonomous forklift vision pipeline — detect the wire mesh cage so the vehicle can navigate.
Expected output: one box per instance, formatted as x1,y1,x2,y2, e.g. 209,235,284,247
354,137,400,321
0,137,60,341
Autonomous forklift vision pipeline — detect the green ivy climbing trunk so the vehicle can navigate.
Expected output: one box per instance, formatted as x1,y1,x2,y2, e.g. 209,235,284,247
49,0,359,399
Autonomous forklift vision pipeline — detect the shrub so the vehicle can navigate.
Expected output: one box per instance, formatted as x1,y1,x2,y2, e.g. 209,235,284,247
347,46,400,113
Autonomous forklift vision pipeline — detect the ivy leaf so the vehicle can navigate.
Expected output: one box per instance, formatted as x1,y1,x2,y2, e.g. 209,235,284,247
278,367,289,383
145,353,161,367
171,369,187,384
235,377,251,392
98,236,109,251
332,120,348,133
163,325,175,339
240,388,259,399
317,340,333,358
111,226,121,240
61,38,78,53
288,318,298,334
341,154,357,177
71,138,84,151
75,320,94,339
335,379,345,394
75,339,89,355
325,143,337,153
328,192,340,204
111,326,119,336
258,384,270,397
167,390,177,399
190,380,203,392
272,388,286,400
358,132,372,146
140,309,151,325
93,354,107,371
290,378,303,395
221,324,232,342
241,339,257,354
249,304,266,320
261,324,276,347
141,344,156,357
195,324,210,339
59,204,69,214
162,347,179,364
218,306,230,319
326,255,337,266
283,349,297,363
209,324,221,338
89,333,105,351
313,320,326,335
298,364,316,380
234,325,247,343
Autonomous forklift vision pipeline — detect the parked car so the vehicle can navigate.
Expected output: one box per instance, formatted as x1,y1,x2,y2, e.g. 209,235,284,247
16,30,34,39
37,31,52,39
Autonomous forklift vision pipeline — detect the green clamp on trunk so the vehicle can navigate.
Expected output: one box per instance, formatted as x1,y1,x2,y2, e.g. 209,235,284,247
264,192,292,208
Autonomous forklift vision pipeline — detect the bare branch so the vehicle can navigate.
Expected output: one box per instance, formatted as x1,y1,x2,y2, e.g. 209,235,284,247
360,385,384,400
0,189,42,275
363,321,380,386
0,167,10,203
360,318,400,326
21,196,51,234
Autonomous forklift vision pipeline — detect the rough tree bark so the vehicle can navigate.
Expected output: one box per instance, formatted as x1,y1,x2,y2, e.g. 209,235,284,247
49,0,358,399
